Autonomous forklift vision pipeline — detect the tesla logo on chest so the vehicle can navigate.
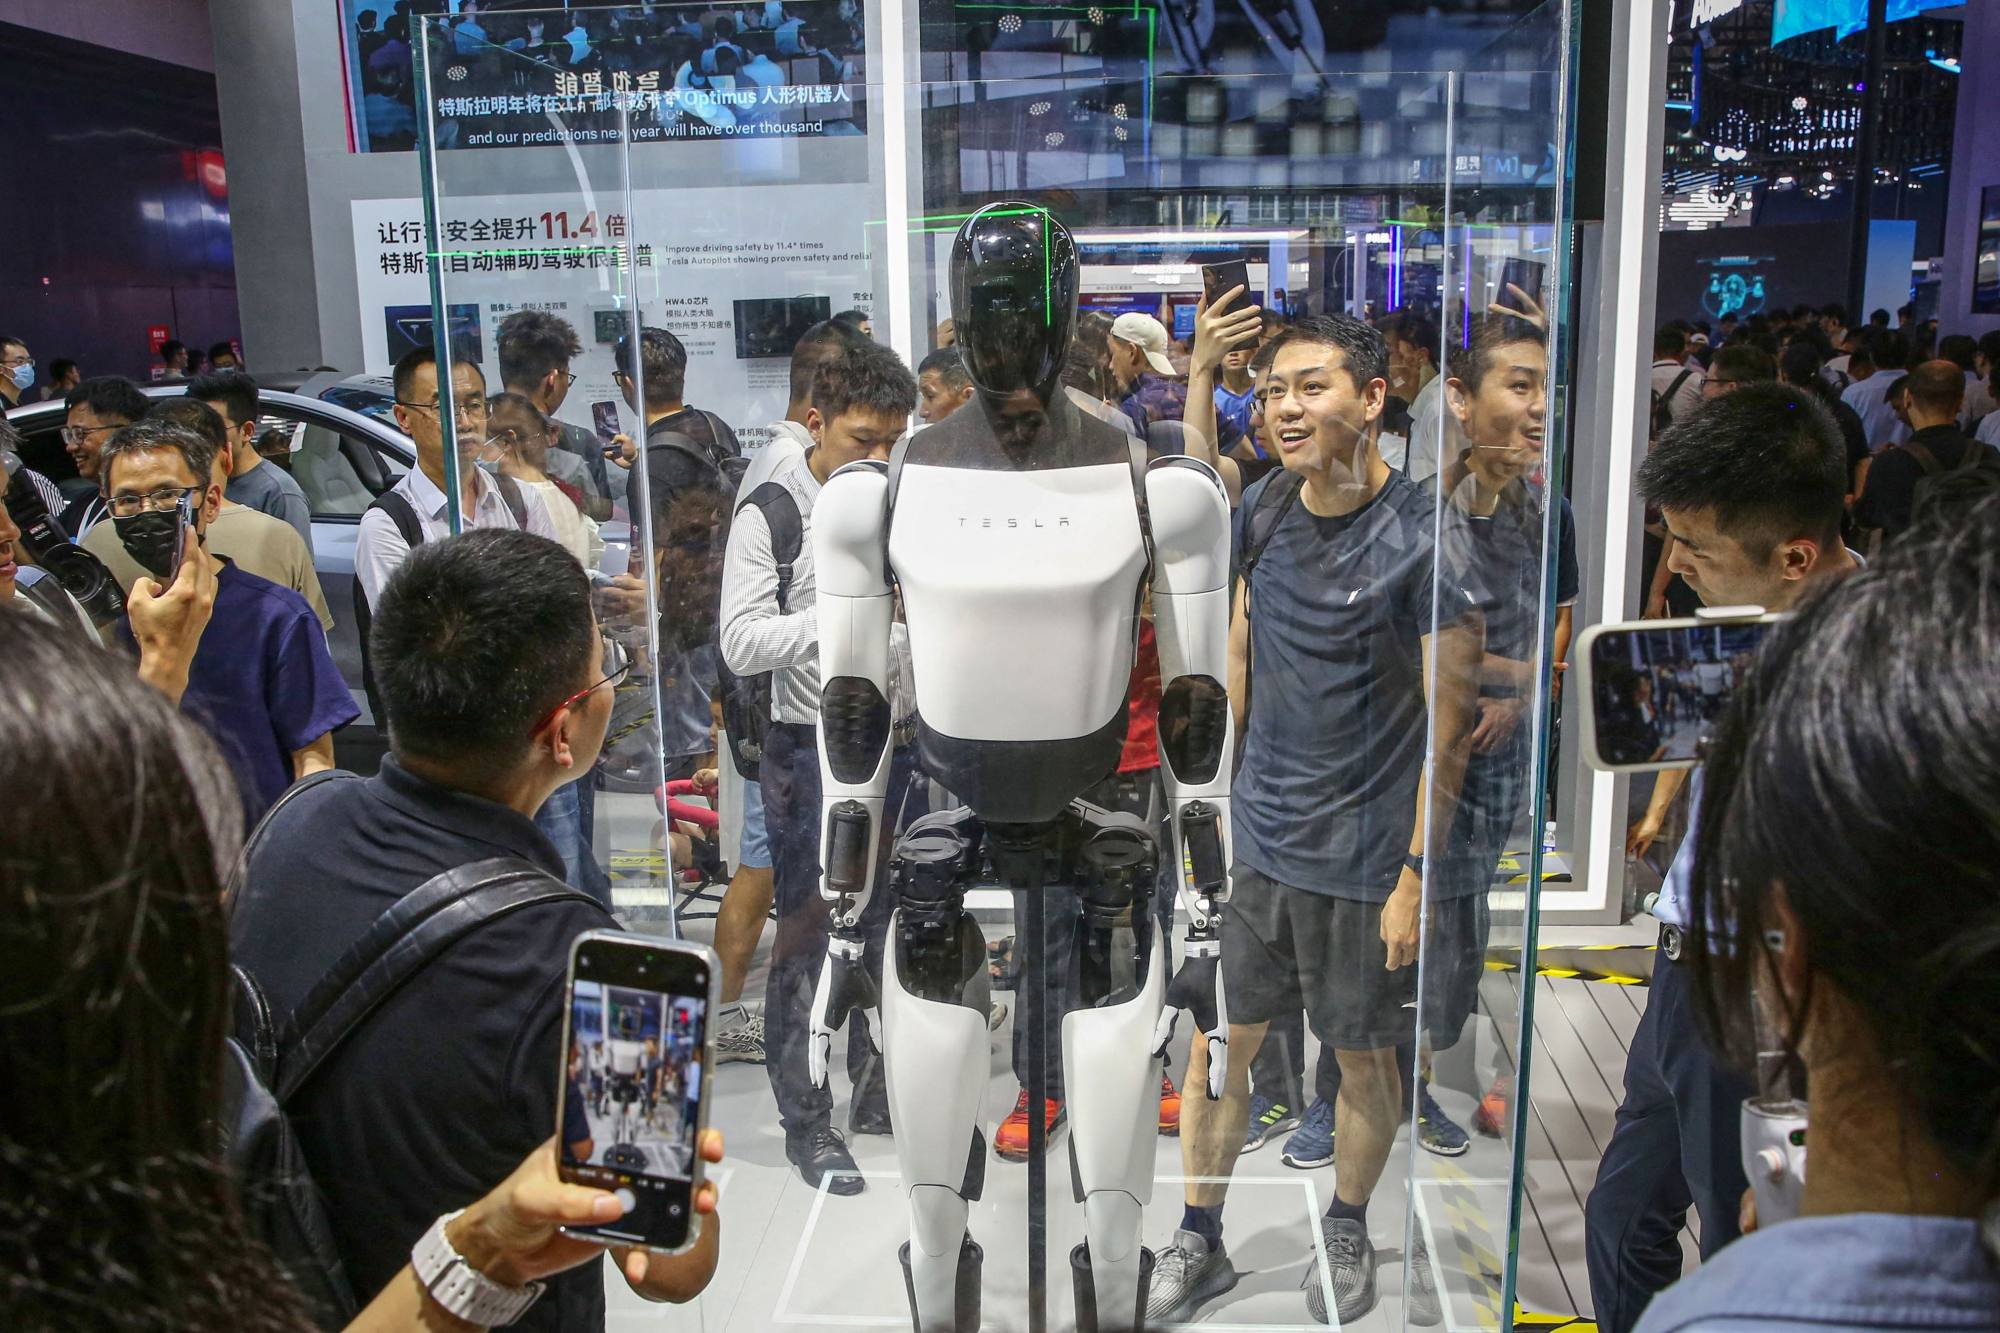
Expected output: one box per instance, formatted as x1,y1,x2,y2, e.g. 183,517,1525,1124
957,515,1072,529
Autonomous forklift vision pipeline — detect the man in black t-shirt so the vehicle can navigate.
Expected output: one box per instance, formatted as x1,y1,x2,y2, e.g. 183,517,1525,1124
1147,315,1483,1328
1856,359,1993,546
231,531,721,1330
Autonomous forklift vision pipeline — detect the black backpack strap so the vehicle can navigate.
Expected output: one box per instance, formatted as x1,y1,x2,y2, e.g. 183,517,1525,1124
366,490,426,551
274,857,603,1104
495,471,530,529
231,963,283,1086
1128,433,1154,575
1903,441,1943,475
739,481,804,612
225,769,361,904
1238,470,1306,601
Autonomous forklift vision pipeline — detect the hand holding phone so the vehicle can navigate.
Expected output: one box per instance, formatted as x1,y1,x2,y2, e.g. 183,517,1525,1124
1201,259,1253,319
592,400,622,444
557,931,717,1254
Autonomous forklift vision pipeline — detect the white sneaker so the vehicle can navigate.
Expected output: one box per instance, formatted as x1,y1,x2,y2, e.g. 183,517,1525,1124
713,1007,767,1064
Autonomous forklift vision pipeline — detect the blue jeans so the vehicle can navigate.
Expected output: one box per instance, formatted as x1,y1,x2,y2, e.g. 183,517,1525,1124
535,779,610,910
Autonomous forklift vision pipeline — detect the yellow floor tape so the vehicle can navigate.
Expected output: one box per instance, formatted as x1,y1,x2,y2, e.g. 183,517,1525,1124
1515,1302,1599,1333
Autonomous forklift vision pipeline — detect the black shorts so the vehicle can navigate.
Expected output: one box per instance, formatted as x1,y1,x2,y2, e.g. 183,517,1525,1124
1221,865,1490,1052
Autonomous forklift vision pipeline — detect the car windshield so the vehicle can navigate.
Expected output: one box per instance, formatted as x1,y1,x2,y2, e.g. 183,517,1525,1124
318,383,401,428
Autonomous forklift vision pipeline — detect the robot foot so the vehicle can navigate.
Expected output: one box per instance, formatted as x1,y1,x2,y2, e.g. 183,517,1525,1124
1070,1241,1155,1333
898,1237,982,1333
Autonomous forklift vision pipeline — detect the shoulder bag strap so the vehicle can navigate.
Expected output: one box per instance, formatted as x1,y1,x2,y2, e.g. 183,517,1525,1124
1903,441,1942,475
274,857,604,1104
368,490,427,550
225,770,361,905
495,471,530,529
746,482,804,612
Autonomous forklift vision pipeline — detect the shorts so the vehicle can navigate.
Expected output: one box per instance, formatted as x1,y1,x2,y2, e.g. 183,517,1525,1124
738,776,771,869
1221,866,1488,1052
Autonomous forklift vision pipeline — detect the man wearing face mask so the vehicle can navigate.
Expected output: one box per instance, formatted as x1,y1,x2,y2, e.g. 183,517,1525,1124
0,334,33,409
100,418,356,825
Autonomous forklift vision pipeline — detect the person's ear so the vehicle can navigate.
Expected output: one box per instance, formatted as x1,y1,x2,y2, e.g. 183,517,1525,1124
1362,376,1388,423
1778,537,1821,583
200,481,224,526
805,406,824,443
1444,376,1471,423
955,383,975,407
547,704,580,772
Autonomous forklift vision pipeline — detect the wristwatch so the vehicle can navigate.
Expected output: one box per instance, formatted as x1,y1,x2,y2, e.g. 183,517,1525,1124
411,1209,546,1327
1402,852,1426,878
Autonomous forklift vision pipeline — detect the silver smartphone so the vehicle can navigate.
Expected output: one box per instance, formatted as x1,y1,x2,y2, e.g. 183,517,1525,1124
556,930,717,1253
1575,611,1787,772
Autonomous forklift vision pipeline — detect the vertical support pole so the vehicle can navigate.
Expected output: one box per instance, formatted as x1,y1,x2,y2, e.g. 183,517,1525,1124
1846,0,1889,320
411,14,461,534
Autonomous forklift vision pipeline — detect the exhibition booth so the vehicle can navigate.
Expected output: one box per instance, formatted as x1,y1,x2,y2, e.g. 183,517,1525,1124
395,2,1577,1327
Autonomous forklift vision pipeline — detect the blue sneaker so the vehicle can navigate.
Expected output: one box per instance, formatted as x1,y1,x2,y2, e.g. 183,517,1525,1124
1415,1081,1471,1157
1281,1096,1335,1169
1243,1093,1302,1152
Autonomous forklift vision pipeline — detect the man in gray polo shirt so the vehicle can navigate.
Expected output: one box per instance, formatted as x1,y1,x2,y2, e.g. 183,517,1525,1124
190,370,312,549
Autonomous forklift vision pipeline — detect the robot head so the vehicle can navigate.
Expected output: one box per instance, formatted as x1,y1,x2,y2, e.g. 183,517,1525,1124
616,1006,643,1039
950,202,1080,406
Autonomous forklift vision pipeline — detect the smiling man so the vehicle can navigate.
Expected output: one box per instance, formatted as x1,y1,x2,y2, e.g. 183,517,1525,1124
1147,313,1483,1327
59,376,149,538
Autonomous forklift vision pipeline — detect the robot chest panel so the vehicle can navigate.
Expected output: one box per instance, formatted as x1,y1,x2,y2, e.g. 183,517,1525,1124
889,462,1146,741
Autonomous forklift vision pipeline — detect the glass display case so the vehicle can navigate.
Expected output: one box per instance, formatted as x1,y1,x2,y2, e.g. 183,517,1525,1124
403,3,1575,1326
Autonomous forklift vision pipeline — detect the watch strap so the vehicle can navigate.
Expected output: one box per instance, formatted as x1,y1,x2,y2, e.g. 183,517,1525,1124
412,1209,546,1327
1402,852,1426,877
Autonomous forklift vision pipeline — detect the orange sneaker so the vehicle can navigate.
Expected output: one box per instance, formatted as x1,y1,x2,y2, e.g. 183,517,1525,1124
1158,1072,1182,1135
1472,1075,1511,1138
994,1089,1066,1160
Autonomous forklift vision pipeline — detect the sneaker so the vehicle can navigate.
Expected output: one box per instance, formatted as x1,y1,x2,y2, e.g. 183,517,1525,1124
1281,1096,1335,1169
1145,1228,1239,1324
785,1124,864,1196
993,1089,1066,1161
988,1000,1009,1031
1303,1216,1376,1324
1406,1228,1443,1326
1158,1072,1182,1135
713,1009,767,1065
1243,1093,1302,1152
1415,1082,1471,1157
1472,1075,1511,1138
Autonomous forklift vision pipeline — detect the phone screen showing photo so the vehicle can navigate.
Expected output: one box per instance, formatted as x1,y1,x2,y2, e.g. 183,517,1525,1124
591,400,621,444
559,973,708,1248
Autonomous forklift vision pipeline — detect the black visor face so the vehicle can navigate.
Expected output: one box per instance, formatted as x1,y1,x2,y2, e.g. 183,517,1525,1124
951,204,1080,397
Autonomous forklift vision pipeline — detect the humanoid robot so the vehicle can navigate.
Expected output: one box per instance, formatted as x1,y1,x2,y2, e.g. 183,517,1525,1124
806,203,1235,1333
603,1005,652,1171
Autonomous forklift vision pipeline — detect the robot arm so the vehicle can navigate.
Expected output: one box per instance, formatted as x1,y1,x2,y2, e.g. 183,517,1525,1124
1143,458,1237,1099
807,460,898,1088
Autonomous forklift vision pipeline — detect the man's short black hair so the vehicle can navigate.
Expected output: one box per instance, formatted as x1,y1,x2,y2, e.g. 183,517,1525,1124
65,375,149,423
159,340,188,364
99,418,218,491
1938,334,1978,373
917,346,970,390
1866,329,1910,371
813,341,917,423
391,345,485,404
144,399,229,455
186,369,259,428
1638,382,1847,556
0,333,25,355
788,318,868,408
47,358,75,382
371,529,596,769
1267,313,1388,394
1654,325,1688,360
832,309,871,329
206,342,237,364
1446,314,1544,393
1707,344,1777,384
1819,302,1847,324
496,309,583,390
1390,313,1439,364
614,326,687,408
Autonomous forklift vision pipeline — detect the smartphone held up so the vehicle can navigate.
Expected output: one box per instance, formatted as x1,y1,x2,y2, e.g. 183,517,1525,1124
557,931,717,1253
1576,611,1785,772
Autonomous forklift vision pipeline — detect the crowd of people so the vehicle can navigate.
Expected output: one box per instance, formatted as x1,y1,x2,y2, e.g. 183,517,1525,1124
6,271,2000,1333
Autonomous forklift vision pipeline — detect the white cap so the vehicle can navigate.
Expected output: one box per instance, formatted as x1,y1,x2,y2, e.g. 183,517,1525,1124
1110,313,1177,377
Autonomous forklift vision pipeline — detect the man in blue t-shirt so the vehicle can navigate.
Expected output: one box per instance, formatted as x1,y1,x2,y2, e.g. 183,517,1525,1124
1147,314,1484,1328
101,418,355,824
1587,385,1859,1333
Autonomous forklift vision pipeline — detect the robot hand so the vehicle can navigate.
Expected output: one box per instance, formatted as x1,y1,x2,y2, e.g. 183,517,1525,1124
807,933,881,1088
1151,948,1229,1100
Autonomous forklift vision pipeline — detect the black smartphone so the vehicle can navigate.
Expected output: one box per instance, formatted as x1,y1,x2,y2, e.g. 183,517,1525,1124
1201,258,1253,319
1576,614,1784,772
170,489,195,576
557,931,716,1253
591,400,622,446
1499,257,1547,312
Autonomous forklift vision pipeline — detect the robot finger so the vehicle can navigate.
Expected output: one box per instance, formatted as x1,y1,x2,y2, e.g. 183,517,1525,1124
1150,1005,1179,1060
861,1005,884,1056
808,1027,833,1088
1204,1031,1229,1101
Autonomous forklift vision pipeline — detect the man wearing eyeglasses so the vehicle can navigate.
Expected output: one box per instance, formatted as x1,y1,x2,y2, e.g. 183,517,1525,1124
0,334,33,409
496,309,615,521
100,417,357,825
354,345,560,612
58,376,150,538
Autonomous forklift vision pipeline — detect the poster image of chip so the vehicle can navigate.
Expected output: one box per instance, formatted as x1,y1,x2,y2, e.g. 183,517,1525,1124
341,0,867,152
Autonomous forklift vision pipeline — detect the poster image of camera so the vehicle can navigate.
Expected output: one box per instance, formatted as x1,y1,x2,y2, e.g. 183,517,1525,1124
343,0,866,152
566,980,705,1181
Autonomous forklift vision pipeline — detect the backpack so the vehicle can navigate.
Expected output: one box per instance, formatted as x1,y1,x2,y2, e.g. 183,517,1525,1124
1905,437,2000,525
354,473,531,723
220,771,603,1329
1650,367,1695,440
716,482,805,780
1230,470,1307,731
